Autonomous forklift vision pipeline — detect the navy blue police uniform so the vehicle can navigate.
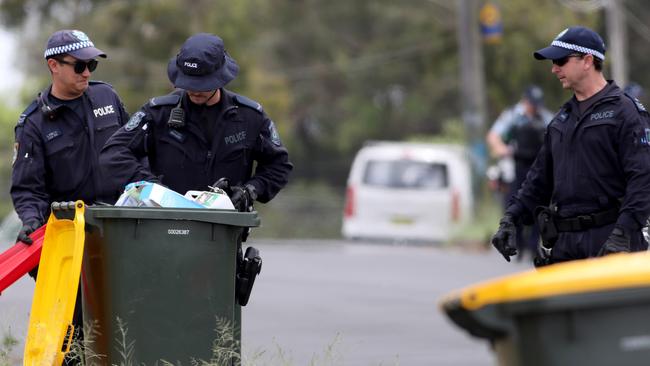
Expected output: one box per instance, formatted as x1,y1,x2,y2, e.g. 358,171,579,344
100,88,292,201
100,32,292,202
11,81,128,225
505,81,650,262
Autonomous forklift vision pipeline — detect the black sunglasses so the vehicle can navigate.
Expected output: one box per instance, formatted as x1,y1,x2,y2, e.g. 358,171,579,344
552,54,584,67
57,58,98,74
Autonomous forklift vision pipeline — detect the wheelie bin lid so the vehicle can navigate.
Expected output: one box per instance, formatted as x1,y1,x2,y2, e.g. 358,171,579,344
85,206,260,228
440,252,650,339
443,252,650,311
24,201,86,365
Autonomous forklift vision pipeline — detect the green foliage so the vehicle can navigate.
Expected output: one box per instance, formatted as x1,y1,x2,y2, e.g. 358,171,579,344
254,180,345,239
0,102,21,216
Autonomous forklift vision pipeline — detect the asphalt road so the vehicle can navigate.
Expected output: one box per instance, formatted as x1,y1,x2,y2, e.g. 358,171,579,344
0,238,530,365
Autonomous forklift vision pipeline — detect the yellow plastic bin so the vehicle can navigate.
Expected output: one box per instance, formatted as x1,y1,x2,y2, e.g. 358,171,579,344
441,252,650,366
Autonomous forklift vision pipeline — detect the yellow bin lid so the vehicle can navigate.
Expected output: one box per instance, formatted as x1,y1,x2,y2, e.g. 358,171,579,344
442,251,650,312
24,201,85,366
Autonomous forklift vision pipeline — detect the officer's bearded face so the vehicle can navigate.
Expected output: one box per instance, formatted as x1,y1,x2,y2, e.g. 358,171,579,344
187,89,221,106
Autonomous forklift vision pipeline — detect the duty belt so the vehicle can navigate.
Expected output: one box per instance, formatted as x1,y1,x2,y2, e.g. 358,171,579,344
555,207,619,232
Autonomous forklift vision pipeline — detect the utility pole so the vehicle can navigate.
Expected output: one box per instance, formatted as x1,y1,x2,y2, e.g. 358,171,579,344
457,0,487,185
605,0,628,86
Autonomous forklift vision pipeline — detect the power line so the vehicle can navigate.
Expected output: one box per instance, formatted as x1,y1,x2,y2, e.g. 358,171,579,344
557,0,606,12
276,42,436,81
624,5,650,44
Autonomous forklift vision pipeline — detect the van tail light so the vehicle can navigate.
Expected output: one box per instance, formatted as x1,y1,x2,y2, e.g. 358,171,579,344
451,188,460,222
344,186,355,218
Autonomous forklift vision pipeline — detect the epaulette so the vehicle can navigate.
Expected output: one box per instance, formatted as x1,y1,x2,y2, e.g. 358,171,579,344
233,94,263,114
17,101,38,126
552,106,570,124
623,92,647,114
89,80,113,88
149,94,181,107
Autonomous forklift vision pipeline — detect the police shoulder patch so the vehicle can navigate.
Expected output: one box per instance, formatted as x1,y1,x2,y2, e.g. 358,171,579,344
125,111,146,131
17,101,38,126
233,94,263,114
268,120,282,146
149,94,181,108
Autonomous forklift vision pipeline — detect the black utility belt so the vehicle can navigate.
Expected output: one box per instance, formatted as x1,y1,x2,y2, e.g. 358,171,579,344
554,207,619,232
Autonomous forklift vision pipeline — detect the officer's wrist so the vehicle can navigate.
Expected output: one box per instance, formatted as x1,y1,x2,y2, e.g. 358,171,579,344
244,183,257,201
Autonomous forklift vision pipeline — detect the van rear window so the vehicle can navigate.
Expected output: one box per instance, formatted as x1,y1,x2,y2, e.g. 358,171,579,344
362,160,448,189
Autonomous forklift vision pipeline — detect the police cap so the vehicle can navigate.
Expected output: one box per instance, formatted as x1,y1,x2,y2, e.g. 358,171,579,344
167,33,239,92
44,30,106,60
523,85,544,107
534,26,606,61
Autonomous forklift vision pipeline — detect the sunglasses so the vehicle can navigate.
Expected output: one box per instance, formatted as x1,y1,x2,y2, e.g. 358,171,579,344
552,54,584,67
57,58,98,74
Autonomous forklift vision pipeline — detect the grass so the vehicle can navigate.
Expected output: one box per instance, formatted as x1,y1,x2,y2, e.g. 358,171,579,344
7,317,395,366
0,330,18,366
447,193,503,249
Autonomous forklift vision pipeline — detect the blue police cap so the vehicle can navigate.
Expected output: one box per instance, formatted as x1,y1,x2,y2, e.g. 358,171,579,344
534,26,606,61
167,33,239,92
44,30,106,60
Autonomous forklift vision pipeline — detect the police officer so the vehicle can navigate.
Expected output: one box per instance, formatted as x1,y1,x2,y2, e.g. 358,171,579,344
99,32,292,212
11,29,128,365
487,85,553,260
491,26,650,264
12,29,128,241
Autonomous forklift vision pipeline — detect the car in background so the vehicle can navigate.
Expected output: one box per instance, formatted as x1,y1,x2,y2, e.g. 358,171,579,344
342,141,473,243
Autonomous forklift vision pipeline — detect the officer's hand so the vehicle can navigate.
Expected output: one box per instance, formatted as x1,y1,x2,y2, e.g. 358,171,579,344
597,226,631,256
230,184,257,212
491,214,518,262
17,220,41,245
212,177,231,194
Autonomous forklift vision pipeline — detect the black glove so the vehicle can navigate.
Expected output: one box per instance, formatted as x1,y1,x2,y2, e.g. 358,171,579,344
597,226,631,256
17,220,41,245
230,184,257,212
491,214,518,262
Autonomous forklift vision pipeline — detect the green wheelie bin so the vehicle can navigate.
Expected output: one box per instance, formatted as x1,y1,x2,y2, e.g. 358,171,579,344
441,252,650,366
81,206,260,365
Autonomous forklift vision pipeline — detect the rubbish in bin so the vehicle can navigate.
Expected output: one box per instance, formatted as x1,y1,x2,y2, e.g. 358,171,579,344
115,181,204,208
24,201,86,366
185,189,235,210
440,252,650,366
0,225,46,295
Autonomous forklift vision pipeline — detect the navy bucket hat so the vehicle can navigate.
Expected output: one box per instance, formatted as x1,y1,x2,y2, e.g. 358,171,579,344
44,30,106,60
534,26,606,61
167,33,239,92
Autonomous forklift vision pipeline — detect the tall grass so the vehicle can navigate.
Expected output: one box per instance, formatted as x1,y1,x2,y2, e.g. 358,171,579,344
4,318,400,366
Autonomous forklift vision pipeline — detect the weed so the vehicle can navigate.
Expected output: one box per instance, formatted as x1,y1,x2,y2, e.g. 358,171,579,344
114,317,135,366
0,329,18,366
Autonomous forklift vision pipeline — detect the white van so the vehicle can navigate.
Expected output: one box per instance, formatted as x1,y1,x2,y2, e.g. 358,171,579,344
342,141,473,243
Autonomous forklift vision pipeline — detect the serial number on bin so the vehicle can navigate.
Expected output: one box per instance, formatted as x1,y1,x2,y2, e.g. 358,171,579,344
167,229,190,235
